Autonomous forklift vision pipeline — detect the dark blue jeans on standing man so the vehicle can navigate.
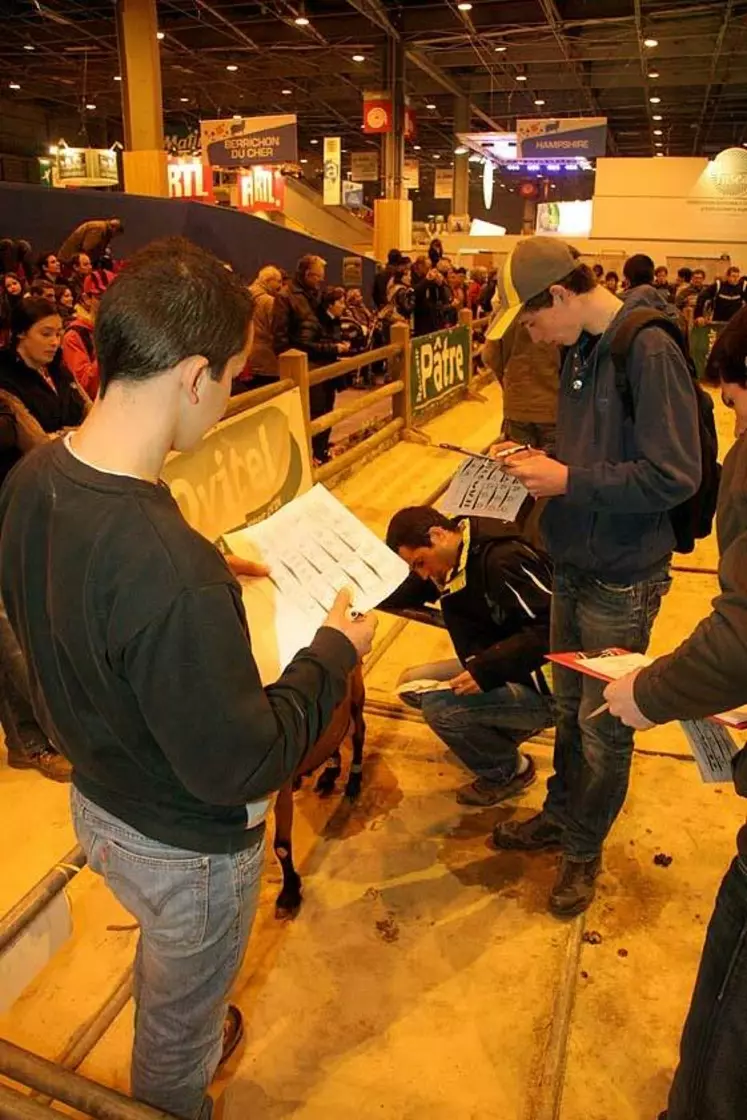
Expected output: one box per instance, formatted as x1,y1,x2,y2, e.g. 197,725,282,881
660,853,747,1120
543,562,672,862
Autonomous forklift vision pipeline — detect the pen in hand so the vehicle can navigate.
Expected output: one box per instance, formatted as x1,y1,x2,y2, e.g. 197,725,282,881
588,702,610,720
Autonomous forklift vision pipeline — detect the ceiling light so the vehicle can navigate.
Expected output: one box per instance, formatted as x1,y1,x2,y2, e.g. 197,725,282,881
300,158,308,164
653,128,663,135
534,99,545,106
454,146,468,155
156,31,165,40
653,114,663,120
516,74,528,82
23,44,35,51
282,88,292,95
85,103,97,110
295,15,310,25
310,138,319,144
494,45,507,52
114,75,122,81
648,71,660,78
656,152,664,157
9,82,20,90
457,2,473,9
226,64,238,71
433,153,441,159
352,54,365,63
643,37,658,48
649,96,661,103
232,114,242,120
426,102,436,110
468,153,482,163
413,144,421,150
49,145,58,155
180,96,189,102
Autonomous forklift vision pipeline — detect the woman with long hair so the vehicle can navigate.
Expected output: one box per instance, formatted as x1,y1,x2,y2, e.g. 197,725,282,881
0,272,26,347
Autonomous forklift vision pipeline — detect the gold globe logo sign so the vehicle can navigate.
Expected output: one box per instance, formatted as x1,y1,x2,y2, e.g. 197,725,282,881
708,148,747,198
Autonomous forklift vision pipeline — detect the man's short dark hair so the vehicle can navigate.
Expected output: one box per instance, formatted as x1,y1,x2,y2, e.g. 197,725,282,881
522,262,596,314
606,270,619,283
678,267,693,283
95,238,253,398
693,268,706,279
623,254,655,288
386,507,459,552
387,249,403,266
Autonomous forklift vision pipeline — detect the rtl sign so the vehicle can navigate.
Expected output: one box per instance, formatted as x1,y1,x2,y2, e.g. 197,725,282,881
238,166,285,213
167,159,214,202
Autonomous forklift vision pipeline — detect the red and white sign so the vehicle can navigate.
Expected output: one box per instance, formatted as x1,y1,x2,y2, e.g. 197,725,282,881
405,105,417,142
167,158,214,202
363,90,392,134
238,166,286,213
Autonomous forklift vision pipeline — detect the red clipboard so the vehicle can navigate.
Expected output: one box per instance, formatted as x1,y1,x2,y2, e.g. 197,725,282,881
546,649,747,730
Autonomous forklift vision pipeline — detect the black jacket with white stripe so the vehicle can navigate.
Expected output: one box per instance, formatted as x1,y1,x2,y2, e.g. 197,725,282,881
382,517,553,694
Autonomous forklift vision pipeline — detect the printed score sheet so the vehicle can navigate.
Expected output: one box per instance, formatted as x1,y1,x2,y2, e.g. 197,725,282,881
223,485,408,683
440,455,528,521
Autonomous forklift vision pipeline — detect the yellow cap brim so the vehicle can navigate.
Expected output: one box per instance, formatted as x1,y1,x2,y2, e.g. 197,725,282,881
486,301,522,341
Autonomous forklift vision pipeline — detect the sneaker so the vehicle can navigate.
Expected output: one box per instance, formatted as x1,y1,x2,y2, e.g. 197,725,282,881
549,855,602,918
457,756,537,806
492,811,563,852
219,1004,244,1067
7,746,72,783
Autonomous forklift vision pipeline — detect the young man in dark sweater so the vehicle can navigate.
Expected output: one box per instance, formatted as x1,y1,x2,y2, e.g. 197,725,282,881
487,237,701,917
694,265,747,324
0,239,375,1120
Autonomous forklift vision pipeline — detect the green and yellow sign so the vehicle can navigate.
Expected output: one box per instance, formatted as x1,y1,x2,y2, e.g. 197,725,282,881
411,323,470,414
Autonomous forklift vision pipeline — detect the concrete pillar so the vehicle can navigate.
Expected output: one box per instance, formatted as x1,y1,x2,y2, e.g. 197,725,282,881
115,0,168,197
453,96,470,218
375,36,411,257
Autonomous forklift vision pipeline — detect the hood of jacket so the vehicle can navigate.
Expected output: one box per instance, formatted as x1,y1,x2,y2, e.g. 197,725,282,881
621,283,680,323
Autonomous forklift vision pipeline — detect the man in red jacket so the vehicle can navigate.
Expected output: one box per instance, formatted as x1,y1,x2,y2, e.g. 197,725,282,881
62,271,112,399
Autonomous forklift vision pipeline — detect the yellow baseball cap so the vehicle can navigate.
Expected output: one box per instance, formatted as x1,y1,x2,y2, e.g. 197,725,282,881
487,236,578,340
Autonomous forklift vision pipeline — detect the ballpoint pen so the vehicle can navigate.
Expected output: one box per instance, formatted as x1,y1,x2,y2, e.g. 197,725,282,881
438,442,531,461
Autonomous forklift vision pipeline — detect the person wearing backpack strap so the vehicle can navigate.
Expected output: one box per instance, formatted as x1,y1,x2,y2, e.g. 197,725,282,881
605,305,747,1120
485,237,702,918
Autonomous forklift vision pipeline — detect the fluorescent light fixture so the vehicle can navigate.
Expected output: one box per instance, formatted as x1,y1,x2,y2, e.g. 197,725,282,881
282,88,292,95
468,153,482,163
643,37,658,48
300,158,308,164
457,2,473,9
650,96,661,103
180,96,189,102
653,128,663,135
9,82,20,90
494,45,507,52
426,102,436,110
413,144,421,150
655,141,662,147
310,138,319,144
295,15,310,25
156,31,165,40
653,114,663,120
233,114,242,120
534,99,545,106
24,44,35,51
516,74,528,81
656,152,664,157
648,71,660,78
352,54,365,62
433,153,441,159
114,75,122,81
454,146,468,155
85,103,96,110
226,64,238,71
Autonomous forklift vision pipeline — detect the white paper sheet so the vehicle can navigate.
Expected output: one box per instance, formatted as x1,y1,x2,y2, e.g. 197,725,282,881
579,652,653,679
440,456,528,521
395,679,454,697
680,719,738,784
224,485,409,683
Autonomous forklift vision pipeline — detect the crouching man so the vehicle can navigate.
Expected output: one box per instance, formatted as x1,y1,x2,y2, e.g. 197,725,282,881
383,507,554,806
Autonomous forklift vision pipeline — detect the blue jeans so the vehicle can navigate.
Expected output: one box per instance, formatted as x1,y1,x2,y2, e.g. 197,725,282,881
399,659,555,783
544,563,671,861
661,854,747,1120
71,788,265,1120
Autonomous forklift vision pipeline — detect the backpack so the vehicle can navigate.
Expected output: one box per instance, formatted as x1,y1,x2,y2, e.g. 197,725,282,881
609,308,720,554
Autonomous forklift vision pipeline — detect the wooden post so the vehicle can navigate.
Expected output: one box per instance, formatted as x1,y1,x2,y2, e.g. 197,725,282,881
390,322,414,433
278,349,312,463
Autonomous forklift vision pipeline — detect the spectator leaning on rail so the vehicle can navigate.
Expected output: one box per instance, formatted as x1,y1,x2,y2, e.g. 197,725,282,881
383,507,554,807
487,236,701,919
605,305,747,1120
0,238,376,1120
58,217,124,268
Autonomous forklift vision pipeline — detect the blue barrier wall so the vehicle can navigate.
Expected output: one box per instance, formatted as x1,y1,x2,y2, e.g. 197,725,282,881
0,183,375,289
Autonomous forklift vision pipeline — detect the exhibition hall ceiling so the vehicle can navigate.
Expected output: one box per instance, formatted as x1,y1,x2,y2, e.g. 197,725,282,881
1,0,746,160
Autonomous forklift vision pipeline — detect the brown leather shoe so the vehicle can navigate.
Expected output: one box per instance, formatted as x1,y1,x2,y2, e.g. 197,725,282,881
492,811,563,852
549,856,602,918
457,757,537,806
219,1004,244,1067
7,746,72,783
